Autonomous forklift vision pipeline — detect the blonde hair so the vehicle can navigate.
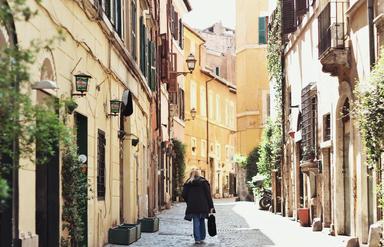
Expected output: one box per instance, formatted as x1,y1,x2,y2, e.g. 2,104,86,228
187,169,200,183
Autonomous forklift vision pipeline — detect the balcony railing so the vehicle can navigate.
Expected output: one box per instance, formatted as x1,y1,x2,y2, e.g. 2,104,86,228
318,1,348,57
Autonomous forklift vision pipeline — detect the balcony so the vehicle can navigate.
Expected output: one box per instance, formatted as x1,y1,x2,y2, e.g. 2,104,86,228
318,1,350,75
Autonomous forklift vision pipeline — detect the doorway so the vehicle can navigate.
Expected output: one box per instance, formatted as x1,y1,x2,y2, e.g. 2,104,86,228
35,91,60,247
342,99,351,235
75,112,88,244
209,158,214,194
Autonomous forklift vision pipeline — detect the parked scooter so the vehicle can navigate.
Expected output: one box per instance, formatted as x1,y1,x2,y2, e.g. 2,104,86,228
259,187,272,210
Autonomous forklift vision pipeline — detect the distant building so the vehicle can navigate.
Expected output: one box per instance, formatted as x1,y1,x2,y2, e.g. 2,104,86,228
183,25,237,198
199,22,236,84
235,0,271,156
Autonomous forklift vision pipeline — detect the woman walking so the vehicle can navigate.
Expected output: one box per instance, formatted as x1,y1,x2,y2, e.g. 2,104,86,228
182,169,215,245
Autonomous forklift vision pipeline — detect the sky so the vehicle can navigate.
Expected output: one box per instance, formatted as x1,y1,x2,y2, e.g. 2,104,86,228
183,0,236,30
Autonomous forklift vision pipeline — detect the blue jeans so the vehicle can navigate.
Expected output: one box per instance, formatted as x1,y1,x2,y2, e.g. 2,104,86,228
192,215,206,241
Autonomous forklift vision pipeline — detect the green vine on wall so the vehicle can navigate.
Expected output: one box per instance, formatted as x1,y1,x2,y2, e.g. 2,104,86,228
354,50,384,207
172,139,186,198
250,0,283,189
61,136,88,247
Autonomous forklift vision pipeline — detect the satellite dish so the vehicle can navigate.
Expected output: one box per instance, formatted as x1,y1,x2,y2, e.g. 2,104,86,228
78,154,87,164
122,90,133,117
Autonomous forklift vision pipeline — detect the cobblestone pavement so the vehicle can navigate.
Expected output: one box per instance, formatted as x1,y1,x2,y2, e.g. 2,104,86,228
109,199,353,247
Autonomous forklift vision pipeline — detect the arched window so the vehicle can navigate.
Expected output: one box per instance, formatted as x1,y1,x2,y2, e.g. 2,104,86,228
40,58,54,81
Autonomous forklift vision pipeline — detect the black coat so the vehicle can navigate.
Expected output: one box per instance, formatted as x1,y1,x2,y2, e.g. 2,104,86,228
182,176,215,216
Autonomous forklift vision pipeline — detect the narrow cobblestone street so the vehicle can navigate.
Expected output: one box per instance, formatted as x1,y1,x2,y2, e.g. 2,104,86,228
109,199,352,247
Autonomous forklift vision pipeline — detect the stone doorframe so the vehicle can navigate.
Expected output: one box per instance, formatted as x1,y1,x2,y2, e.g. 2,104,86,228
334,81,356,236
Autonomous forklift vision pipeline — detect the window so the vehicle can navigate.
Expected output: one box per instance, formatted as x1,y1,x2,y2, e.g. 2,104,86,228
190,80,197,111
323,113,331,141
258,16,268,44
301,84,317,159
229,101,235,128
130,0,137,60
225,146,230,161
208,90,214,120
215,143,221,161
215,95,220,122
178,88,185,120
200,86,206,117
215,67,220,76
225,99,229,126
201,140,207,157
191,137,197,155
97,129,106,199
104,0,122,37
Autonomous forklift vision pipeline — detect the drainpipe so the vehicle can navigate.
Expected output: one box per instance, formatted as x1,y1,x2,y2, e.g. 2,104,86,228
368,0,375,69
280,2,286,215
206,76,215,192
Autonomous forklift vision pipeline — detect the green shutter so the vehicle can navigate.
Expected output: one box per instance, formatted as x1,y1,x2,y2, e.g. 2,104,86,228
140,16,145,75
144,29,149,79
258,16,266,44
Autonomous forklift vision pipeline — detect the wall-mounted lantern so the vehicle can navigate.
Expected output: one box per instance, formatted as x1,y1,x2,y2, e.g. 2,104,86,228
72,73,91,96
170,53,197,77
107,99,122,117
185,108,197,122
186,53,197,73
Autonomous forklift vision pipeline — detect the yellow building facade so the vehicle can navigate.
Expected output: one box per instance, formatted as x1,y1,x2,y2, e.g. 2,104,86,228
0,0,157,246
236,0,270,156
183,26,237,197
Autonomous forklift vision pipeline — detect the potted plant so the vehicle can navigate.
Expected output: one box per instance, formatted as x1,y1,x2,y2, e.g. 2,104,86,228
64,98,78,114
300,147,318,174
121,222,141,240
108,224,137,245
139,217,160,232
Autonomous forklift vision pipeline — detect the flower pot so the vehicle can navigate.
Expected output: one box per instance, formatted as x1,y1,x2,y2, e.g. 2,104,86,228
297,208,310,227
108,225,137,245
139,217,159,232
121,223,141,240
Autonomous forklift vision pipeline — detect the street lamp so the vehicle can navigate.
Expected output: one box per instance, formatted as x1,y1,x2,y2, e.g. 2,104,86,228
186,53,197,73
170,53,197,77
185,108,197,121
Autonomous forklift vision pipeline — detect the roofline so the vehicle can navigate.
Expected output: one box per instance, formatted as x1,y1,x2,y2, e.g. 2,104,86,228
183,0,192,11
200,68,237,92
184,24,206,42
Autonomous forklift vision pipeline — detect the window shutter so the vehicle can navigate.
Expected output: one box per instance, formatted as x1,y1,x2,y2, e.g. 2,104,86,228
104,0,111,20
174,11,179,40
258,17,267,44
115,0,122,37
179,19,184,48
296,0,308,16
144,28,149,79
131,0,137,60
160,34,169,80
140,16,146,75
282,0,296,34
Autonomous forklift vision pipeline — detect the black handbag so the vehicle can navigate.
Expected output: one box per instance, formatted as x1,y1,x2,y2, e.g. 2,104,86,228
207,214,217,237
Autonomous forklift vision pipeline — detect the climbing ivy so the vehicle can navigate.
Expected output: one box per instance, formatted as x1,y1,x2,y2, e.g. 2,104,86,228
172,139,186,197
267,0,283,113
354,49,384,207
61,137,88,247
253,0,283,189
